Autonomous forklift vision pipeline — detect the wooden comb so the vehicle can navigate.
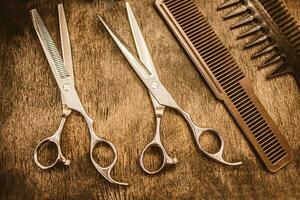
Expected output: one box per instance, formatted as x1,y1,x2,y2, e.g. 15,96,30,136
155,0,293,172
218,0,300,88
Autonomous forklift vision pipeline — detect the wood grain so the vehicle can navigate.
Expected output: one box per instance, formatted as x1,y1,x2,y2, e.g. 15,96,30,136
0,0,299,199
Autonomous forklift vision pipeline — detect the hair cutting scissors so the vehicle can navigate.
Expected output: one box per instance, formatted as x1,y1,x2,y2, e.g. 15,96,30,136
30,4,127,186
99,2,242,174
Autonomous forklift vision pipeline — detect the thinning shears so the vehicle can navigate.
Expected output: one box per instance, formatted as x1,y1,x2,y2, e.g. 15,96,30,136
99,2,242,174
31,4,127,185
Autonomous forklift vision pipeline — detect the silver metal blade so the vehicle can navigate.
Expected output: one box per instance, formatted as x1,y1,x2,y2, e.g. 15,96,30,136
58,4,74,83
126,2,158,78
99,16,179,109
98,16,152,79
31,9,70,82
126,2,165,112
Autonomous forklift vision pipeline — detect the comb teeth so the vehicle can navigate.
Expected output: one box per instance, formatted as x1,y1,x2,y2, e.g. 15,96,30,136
268,63,291,78
251,44,278,59
31,9,69,79
259,0,300,51
258,54,283,68
223,5,249,20
164,0,244,89
244,34,269,49
218,0,300,87
156,0,293,171
237,24,263,39
231,14,258,29
218,0,241,10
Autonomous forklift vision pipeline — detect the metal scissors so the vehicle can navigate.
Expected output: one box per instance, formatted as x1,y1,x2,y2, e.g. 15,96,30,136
99,2,242,174
30,4,127,186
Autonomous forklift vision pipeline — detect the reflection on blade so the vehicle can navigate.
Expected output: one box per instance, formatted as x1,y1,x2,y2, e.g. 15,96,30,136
58,4,74,83
31,9,69,79
126,2,158,78
98,16,152,78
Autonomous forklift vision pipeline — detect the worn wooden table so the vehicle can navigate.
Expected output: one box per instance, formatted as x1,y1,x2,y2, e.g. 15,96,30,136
0,0,299,199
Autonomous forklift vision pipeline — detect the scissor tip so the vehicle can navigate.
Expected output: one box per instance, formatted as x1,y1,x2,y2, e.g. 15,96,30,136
125,1,131,7
233,161,243,166
109,180,129,186
126,2,134,11
30,9,38,14
97,15,104,22
58,4,64,10
98,16,111,31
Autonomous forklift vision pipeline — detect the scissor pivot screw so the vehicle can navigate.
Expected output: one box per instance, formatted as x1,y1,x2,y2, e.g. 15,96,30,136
63,83,71,91
151,81,159,89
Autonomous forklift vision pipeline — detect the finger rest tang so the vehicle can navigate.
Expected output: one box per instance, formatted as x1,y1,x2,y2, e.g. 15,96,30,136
196,128,243,166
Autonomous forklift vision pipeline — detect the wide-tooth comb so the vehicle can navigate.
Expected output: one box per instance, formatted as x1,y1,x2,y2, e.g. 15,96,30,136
218,0,300,87
155,0,293,172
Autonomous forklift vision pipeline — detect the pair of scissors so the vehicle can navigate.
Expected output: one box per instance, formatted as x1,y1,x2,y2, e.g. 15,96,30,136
31,4,127,186
99,2,242,174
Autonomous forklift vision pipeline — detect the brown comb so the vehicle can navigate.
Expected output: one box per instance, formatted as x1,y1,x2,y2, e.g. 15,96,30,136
155,0,293,172
218,0,300,88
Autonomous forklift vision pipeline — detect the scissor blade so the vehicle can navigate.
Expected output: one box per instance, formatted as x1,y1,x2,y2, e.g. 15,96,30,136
30,9,70,83
126,2,159,78
126,3,165,112
98,16,152,80
99,16,179,109
58,4,74,83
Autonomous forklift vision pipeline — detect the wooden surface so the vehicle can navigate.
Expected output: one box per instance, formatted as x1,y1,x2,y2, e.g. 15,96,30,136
0,0,299,199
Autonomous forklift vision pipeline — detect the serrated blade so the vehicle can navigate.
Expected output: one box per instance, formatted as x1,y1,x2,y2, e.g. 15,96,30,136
31,9,70,81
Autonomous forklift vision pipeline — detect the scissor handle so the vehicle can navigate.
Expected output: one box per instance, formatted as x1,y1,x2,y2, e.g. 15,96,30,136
33,118,70,169
140,137,178,174
195,127,242,166
176,110,242,165
90,135,128,186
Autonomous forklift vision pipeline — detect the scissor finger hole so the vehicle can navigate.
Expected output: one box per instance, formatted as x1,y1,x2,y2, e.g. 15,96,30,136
142,145,164,173
198,130,222,154
92,141,115,168
36,140,59,167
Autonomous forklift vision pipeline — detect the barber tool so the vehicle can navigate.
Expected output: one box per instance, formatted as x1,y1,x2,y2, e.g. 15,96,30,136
218,0,300,88
155,0,293,172
30,4,127,185
99,2,242,175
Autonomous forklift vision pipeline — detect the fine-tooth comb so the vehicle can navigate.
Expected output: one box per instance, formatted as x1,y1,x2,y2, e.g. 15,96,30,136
155,0,293,172
218,0,300,88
